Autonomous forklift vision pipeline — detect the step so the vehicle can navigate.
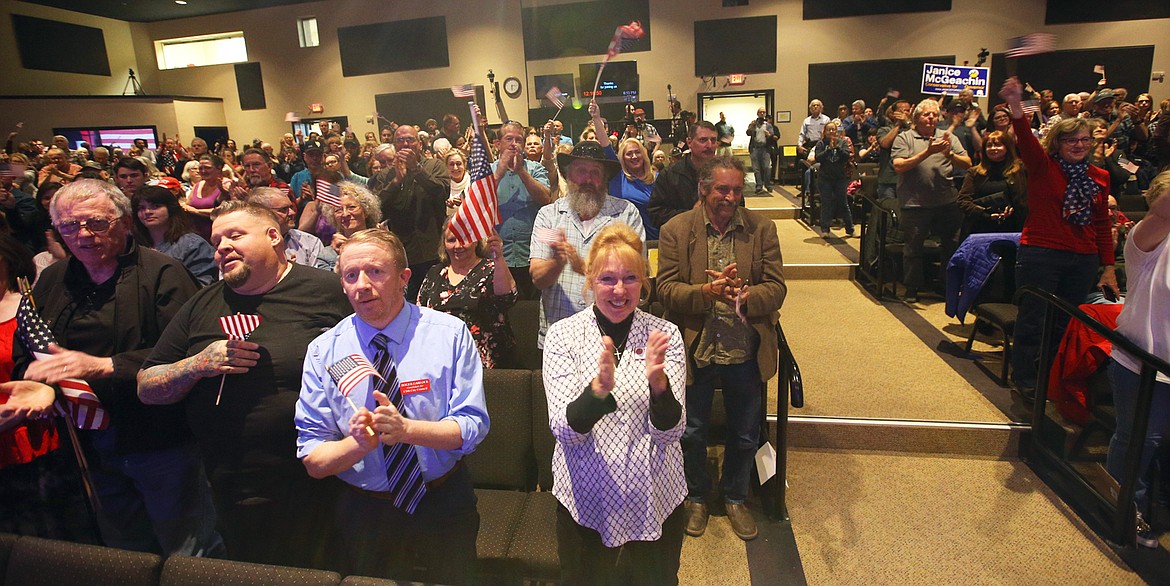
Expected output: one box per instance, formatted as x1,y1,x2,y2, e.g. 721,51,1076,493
783,414,1027,459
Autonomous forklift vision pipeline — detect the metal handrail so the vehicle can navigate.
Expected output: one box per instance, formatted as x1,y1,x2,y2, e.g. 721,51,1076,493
1016,285,1170,547
765,322,803,521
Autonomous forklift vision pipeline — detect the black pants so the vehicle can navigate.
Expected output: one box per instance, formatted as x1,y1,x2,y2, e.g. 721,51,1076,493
214,473,342,570
899,203,962,293
335,465,479,585
407,260,438,303
556,502,686,586
510,265,539,300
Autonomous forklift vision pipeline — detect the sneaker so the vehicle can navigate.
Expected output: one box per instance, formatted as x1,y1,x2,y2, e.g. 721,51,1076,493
725,502,758,541
1137,512,1160,548
844,231,856,238
684,500,709,537
903,289,919,304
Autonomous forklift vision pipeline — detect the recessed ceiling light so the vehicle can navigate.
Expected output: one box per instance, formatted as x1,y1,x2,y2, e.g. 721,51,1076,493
175,0,187,4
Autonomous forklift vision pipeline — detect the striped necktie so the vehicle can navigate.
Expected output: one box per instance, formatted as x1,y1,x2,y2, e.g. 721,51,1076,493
371,333,427,513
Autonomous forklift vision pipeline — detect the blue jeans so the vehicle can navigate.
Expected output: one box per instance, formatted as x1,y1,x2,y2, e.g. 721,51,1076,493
87,432,222,556
750,147,772,191
1009,245,1100,390
817,177,853,233
1106,360,1170,514
682,360,762,503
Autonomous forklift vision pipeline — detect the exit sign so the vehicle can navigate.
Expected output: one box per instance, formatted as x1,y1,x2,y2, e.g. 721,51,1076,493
309,103,324,114
728,74,747,86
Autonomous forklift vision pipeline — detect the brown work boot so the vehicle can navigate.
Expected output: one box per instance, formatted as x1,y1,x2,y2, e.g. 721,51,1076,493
725,502,758,541
684,500,708,537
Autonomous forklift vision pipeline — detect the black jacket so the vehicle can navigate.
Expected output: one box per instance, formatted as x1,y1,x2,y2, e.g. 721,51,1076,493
648,154,701,229
15,240,200,454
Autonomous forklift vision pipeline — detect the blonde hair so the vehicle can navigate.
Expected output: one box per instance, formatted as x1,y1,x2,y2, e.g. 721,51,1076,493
618,138,655,185
340,228,408,271
1146,170,1170,207
584,223,649,302
320,182,383,233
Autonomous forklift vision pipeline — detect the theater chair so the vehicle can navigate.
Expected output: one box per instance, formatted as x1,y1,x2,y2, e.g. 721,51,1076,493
159,555,340,586
4,535,161,586
507,300,543,370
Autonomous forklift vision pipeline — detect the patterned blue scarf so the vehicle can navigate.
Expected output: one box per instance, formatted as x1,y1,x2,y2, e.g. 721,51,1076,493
1057,157,1099,226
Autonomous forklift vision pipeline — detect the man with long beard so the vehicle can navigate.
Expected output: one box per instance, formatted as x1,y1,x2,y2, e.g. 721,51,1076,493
138,200,351,568
529,141,645,348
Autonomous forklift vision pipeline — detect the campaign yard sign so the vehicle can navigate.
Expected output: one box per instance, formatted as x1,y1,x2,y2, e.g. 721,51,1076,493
920,63,990,97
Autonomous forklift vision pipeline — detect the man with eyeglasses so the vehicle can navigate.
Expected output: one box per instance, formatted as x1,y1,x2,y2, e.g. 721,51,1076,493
648,121,721,228
369,124,449,301
247,186,328,270
494,121,551,300
656,156,786,542
891,99,972,303
15,178,222,557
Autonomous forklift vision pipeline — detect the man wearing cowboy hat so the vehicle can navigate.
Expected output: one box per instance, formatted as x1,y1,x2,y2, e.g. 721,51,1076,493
529,140,645,348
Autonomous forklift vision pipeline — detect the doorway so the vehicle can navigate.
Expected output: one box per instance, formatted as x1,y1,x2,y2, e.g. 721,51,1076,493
697,90,773,151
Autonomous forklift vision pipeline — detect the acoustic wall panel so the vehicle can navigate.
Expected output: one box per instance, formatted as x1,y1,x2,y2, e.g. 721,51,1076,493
374,86,487,129
12,14,111,76
234,62,266,111
808,55,955,118
338,16,449,77
804,0,951,20
694,16,776,77
522,0,651,61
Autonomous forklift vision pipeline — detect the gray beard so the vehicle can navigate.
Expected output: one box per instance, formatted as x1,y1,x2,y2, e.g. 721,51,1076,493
566,184,605,220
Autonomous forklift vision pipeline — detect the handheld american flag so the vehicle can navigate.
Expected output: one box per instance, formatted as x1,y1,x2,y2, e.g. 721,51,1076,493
594,21,645,98
451,84,476,99
1005,33,1055,58
215,314,262,406
328,354,383,398
545,86,565,111
325,354,379,436
219,314,262,341
448,133,499,245
15,295,109,430
315,178,342,209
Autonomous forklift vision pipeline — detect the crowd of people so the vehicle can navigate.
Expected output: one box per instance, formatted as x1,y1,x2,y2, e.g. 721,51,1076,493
1,70,1168,576
0,94,788,585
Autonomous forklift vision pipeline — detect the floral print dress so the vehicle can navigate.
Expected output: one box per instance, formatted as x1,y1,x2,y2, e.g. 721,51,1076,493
417,258,518,369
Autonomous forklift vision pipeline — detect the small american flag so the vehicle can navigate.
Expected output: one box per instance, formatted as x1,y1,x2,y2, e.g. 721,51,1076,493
315,178,342,209
1005,33,1055,58
16,295,109,430
604,21,644,62
327,354,383,398
533,227,562,245
218,314,262,341
448,133,499,245
1094,64,1106,75
451,84,476,99
545,86,565,110
1022,100,1041,115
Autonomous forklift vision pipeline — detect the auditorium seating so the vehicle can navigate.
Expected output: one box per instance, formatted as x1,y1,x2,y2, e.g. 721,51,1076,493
0,370,563,586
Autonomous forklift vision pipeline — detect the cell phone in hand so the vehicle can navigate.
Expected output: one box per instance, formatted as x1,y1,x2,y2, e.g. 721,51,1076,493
1101,286,1118,302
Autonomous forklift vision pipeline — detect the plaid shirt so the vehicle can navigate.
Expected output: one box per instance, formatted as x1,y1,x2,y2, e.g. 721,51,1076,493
530,196,645,348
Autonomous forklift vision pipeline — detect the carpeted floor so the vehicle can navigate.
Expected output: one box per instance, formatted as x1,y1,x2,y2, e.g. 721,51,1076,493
788,449,1142,585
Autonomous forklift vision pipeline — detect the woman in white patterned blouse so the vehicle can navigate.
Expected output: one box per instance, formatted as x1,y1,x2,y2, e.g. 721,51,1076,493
542,223,687,585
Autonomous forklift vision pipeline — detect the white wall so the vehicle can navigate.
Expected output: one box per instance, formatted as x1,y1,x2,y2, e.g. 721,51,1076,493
1,0,1167,147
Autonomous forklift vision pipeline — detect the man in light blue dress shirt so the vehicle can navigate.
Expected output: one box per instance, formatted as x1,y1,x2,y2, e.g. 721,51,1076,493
296,229,488,585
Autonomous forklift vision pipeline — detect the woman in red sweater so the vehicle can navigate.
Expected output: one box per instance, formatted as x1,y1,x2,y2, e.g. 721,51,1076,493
999,77,1118,399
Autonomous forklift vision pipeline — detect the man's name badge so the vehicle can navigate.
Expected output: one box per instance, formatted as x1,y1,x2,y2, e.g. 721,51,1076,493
400,379,431,395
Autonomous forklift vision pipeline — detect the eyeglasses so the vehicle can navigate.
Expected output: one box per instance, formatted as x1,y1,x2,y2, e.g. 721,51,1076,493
1060,137,1093,146
56,217,113,236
